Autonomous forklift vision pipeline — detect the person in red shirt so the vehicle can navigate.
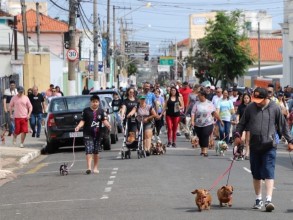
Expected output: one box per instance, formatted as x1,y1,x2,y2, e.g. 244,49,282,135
179,82,192,112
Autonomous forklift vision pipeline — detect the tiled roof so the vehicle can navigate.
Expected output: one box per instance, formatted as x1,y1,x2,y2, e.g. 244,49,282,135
247,38,282,62
0,9,13,17
17,9,68,33
177,38,189,47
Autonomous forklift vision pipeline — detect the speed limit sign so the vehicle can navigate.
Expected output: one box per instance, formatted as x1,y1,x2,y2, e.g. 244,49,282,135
67,49,78,61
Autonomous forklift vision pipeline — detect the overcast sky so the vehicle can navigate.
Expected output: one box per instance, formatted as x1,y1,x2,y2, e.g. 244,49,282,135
44,0,284,55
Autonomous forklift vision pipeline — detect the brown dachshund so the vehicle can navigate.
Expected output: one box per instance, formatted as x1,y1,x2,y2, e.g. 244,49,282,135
217,185,233,207
191,189,212,211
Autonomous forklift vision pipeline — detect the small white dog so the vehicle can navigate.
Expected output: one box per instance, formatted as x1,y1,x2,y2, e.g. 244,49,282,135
216,141,229,156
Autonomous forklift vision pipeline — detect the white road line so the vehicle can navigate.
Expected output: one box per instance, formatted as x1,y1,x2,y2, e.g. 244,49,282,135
111,171,117,175
243,167,251,173
104,187,112,193
113,168,119,171
100,195,109,200
107,181,114,185
109,176,116,179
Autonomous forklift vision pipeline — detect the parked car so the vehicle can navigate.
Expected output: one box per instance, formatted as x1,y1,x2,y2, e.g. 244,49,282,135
90,89,122,106
44,95,118,153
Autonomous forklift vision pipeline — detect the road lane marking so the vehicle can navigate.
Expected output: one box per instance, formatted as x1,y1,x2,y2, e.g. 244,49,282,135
243,167,251,173
100,195,109,200
26,163,47,174
104,187,112,193
109,176,116,179
107,181,114,185
113,168,119,170
111,171,117,175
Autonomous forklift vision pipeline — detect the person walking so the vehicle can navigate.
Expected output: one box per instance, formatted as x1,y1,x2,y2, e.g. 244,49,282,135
154,88,165,140
75,95,111,174
234,87,293,212
28,86,46,138
2,80,17,136
9,86,32,148
191,90,222,156
185,84,200,116
160,86,184,148
236,93,251,159
216,89,235,144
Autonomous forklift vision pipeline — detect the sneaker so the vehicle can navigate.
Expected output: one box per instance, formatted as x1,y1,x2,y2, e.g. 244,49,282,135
19,143,24,148
176,132,181,136
245,156,250,160
265,201,275,212
93,170,99,174
167,142,172,147
252,199,263,209
32,133,35,137
36,134,40,138
12,137,17,146
172,143,176,148
156,136,161,141
86,169,91,175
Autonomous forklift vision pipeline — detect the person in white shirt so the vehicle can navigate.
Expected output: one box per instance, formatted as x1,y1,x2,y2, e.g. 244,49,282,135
229,87,239,103
212,87,223,107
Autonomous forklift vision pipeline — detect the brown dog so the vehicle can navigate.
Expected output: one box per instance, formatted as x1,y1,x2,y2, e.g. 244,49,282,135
191,136,199,148
217,185,233,207
191,189,212,211
127,132,136,143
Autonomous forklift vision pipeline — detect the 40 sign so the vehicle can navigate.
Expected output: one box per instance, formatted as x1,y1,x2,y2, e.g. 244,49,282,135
67,49,78,61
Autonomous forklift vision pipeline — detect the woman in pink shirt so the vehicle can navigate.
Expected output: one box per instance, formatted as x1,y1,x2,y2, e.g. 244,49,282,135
9,86,32,148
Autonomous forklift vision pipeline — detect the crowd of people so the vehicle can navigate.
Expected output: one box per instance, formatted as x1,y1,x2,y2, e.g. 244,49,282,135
2,81,64,147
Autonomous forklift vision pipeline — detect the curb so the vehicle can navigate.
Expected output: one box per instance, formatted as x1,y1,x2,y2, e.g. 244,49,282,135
18,149,41,166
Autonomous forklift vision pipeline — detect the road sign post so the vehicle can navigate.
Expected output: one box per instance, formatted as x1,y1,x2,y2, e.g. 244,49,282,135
67,49,78,61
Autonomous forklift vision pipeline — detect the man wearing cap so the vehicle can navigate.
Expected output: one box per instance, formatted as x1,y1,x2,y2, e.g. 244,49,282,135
179,82,192,110
2,80,17,136
204,85,214,101
234,87,293,212
229,87,239,103
9,86,33,148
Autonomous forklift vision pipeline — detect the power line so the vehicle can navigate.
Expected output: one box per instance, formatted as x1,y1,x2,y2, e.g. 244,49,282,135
48,0,69,12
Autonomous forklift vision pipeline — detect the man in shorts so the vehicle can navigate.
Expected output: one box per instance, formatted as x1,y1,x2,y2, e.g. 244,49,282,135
9,86,32,148
75,95,111,174
235,87,293,212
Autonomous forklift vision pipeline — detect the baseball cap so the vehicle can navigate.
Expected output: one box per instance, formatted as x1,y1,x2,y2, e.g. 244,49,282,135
278,92,284,96
17,86,24,93
210,85,215,90
183,81,188,85
252,87,268,103
138,95,146,99
232,87,238,92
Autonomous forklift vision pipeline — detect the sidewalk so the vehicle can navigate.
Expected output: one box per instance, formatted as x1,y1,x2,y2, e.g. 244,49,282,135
0,131,46,180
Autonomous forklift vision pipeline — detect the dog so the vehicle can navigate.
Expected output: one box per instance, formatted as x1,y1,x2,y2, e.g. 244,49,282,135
233,143,245,160
209,136,215,149
151,141,166,155
191,135,199,148
215,141,229,156
217,185,234,207
191,189,212,211
127,132,136,143
60,163,68,176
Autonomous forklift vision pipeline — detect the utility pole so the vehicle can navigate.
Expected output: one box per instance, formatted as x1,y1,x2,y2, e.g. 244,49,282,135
36,2,41,52
106,0,110,68
93,0,99,90
68,0,77,95
174,38,178,80
20,0,29,53
13,16,18,60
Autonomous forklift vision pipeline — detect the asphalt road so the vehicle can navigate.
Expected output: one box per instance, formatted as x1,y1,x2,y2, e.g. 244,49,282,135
0,133,293,220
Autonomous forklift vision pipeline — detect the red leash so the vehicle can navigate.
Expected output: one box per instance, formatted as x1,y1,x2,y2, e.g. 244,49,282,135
208,158,236,191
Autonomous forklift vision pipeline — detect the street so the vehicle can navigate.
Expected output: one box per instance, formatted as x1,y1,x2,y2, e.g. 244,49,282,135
0,133,293,220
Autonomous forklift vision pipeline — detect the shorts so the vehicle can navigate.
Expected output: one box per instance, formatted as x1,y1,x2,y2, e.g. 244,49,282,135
250,147,276,180
84,136,100,154
14,118,29,135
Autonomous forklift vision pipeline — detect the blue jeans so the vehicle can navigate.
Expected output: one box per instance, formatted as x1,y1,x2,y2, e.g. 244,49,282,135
218,120,231,144
30,113,43,136
5,111,14,134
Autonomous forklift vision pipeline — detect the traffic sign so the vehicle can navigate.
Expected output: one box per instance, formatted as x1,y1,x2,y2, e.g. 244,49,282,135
67,49,78,61
159,56,174,65
125,41,149,54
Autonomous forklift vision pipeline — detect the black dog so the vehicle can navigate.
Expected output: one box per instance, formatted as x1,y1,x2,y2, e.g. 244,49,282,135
233,144,245,160
60,163,68,175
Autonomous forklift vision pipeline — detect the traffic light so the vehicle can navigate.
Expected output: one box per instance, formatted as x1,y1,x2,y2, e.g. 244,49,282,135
144,53,149,61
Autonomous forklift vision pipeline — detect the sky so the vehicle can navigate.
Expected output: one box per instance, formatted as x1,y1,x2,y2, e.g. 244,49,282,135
43,0,284,56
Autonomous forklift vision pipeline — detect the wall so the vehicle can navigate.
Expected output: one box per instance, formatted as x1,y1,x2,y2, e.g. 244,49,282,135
0,54,12,76
23,53,50,92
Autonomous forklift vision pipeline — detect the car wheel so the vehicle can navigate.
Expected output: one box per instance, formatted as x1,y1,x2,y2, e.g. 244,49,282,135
103,135,111,150
46,140,58,154
111,134,116,144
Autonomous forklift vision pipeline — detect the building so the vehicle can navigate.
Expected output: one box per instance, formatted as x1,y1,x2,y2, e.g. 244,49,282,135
1,0,48,16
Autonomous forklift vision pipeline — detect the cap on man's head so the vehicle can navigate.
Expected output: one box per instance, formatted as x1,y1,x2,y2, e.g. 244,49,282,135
50,84,54,87
228,88,233,92
210,85,215,90
17,86,24,93
278,92,284,96
232,87,238,92
252,87,268,103
138,95,146,100
183,81,188,86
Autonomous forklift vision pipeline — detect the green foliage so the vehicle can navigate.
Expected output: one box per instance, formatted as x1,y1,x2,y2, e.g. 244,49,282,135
127,63,137,76
185,10,254,87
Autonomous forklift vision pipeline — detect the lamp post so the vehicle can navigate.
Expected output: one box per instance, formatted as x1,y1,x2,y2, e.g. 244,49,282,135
258,21,261,77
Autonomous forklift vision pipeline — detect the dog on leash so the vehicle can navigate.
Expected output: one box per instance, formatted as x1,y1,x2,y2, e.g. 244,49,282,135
127,132,136,143
233,143,245,160
209,136,215,149
217,185,234,207
191,135,199,148
191,189,212,211
215,141,229,156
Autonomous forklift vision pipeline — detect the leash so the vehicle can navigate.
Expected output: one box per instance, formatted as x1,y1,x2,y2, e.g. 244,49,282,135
68,136,76,169
208,156,236,191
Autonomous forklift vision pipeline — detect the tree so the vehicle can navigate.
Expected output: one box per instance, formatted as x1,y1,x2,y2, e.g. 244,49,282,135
185,11,253,87
127,63,137,76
